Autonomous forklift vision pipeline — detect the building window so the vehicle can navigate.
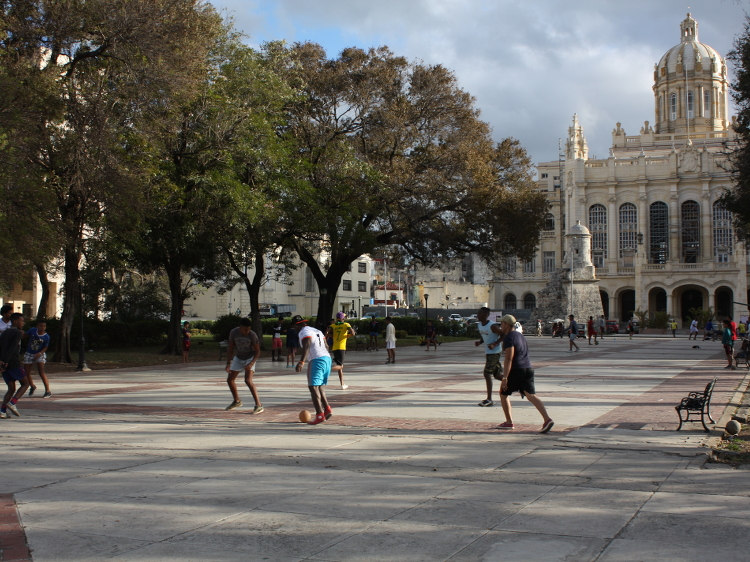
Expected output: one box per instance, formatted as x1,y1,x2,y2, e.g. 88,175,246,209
704,90,711,117
681,200,701,263
358,281,367,292
358,262,366,273
588,204,607,266
502,257,516,275
670,93,677,121
687,90,694,119
649,201,669,264
342,280,352,291
544,213,555,231
523,256,536,273
619,203,638,258
523,294,536,310
543,251,556,273
713,201,733,263
541,173,548,178
504,294,517,310
304,267,315,293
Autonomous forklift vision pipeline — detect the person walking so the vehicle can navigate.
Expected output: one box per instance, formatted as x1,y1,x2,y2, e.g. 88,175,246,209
425,320,438,351
368,317,379,351
475,307,504,407
567,315,579,352
285,323,299,368
181,321,191,363
703,319,713,340
671,320,678,338
536,319,542,337
327,312,354,389
728,315,738,343
294,315,334,425
495,314,554,433
597,315,606,340
384,316,396,364
627,319,636,339
270,318,283,362
23,319,51,397
0,313,30,418
587,316,598,345
688,319,698,340
721,318,736,370
224,318,263,413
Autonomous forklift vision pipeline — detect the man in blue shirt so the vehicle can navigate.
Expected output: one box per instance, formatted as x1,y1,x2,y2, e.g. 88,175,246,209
497,314,554,433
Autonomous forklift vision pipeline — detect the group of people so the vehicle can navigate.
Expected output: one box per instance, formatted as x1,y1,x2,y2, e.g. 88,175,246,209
0,306,53,420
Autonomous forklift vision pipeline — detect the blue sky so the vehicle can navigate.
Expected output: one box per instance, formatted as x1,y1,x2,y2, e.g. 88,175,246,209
211,0,746,164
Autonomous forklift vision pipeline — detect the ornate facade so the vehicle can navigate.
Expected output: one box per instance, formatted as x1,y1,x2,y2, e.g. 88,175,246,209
493,14,744,326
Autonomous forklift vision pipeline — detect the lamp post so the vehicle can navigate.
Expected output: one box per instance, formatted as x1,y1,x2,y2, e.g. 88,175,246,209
424,293,429,323
75,284,90,372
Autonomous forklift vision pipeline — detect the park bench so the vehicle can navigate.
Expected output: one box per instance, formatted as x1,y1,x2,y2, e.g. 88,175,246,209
675,377,717,432
218,340,229,361
353,335,368,351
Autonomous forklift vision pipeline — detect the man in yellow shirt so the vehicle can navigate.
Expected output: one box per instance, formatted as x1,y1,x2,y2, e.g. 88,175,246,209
327,312,355,389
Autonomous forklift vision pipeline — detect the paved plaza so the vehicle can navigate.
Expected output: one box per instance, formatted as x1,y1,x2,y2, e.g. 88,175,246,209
1,335,749,561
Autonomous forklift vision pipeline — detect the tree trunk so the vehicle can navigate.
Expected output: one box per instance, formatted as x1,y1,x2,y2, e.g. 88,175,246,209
224,247,266,347
34,263,50,321
52,246,80,363
160,262,184,355
315,270,347,329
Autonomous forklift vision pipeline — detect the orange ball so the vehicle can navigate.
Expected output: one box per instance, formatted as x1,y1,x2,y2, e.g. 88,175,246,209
299,410,312,423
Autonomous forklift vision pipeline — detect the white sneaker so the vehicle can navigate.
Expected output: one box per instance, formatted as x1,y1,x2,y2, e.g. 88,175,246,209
6,402,19,417
567,350,573,353
341,384,349,390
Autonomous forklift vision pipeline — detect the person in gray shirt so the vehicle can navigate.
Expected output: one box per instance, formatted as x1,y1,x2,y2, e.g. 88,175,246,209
224,318,263,414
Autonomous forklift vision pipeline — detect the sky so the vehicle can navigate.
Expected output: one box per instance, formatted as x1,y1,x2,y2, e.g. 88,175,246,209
210,0,747,165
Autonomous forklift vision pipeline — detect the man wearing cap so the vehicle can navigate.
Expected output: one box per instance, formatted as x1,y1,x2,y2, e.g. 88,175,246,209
224,317,263,414
327,312,355,389
294,315,340,425
474,307,503,407
496,314,554,433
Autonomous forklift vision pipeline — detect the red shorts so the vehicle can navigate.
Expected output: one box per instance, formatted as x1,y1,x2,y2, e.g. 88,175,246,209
272,338,282,350
183,341,191,351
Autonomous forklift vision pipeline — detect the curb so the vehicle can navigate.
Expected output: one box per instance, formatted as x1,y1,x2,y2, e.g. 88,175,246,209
705,367,750,450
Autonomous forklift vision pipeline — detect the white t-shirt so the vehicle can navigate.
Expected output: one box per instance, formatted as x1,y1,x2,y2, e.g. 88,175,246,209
0,318,10,334
690,320,698,332
298,326,328,360
385,323,396,343
478,321,502,355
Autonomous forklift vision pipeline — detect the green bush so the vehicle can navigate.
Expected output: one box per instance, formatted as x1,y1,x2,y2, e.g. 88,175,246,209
395,330,409,339
210,314,243,341
189,320,215,331
41,318,169,352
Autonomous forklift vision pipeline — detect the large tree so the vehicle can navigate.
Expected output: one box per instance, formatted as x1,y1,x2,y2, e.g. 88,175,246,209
278,43,548,322
0,0,223,361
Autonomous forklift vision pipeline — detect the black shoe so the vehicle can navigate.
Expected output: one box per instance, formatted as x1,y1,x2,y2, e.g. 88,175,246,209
28,386,37,397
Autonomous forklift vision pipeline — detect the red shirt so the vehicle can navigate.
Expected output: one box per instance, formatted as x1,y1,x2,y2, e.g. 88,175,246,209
730,321,737,341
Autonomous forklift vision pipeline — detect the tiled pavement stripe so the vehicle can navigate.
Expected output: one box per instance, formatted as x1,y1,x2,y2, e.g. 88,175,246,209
0,495,32,562
584,351,740,431
35,383,178,400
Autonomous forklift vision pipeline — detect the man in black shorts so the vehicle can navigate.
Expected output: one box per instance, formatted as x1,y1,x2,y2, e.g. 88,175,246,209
497,314,554,433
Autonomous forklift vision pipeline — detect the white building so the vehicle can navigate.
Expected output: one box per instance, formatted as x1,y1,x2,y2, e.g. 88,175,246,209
494,13,744,326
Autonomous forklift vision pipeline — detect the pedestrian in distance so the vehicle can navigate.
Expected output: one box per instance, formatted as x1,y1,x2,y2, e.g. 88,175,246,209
689,318,698,340
0,305,12,335
181,321,191,363
597,315,606,340
23,319,51,397
425,319,438,351
327,312,354,389
536,319,542,337
0,313,30,419
270,318,283,362
627,319,635,339
721,318,736,370
224,317,264,414
294,315,335,425
495,314,554,433
587,316,598,345
475,307,504,407
703,319,713,340
384,317,396,363
368,317,379,351
728,315,738,343
671,319,678,338
567,314,579,352
285,323,299,368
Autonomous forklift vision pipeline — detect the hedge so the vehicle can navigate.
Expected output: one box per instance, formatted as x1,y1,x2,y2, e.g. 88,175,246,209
40,318,170,352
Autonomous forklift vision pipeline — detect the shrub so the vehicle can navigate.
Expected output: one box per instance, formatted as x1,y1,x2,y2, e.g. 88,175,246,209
395,330,409,339
210,314,242,341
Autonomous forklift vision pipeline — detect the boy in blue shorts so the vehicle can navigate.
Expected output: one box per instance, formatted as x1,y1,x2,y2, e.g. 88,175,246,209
0,313,30,418
293,315,341,425
24,319,52,397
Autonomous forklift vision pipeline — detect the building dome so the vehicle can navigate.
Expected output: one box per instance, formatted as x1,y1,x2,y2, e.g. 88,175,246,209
569,220,590,236
655,13,724,78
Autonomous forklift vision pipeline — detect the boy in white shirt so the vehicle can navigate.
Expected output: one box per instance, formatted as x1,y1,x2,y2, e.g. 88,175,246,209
384,317,396,364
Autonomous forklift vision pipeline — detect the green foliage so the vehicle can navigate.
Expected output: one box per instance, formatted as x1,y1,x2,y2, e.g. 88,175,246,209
395,330,409,339
42,319,169,352
649,311,671,330
688,307,714,325
632,308,649,328
189,320,216,331
210,314,243,341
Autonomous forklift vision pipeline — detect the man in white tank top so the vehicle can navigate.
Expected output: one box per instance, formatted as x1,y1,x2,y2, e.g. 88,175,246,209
474,307,504,407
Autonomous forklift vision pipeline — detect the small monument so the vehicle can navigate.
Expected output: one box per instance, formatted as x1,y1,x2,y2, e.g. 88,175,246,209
534,221,604,322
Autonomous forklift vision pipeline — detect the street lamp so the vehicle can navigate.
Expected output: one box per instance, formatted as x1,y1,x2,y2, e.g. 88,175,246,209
424,293,429,322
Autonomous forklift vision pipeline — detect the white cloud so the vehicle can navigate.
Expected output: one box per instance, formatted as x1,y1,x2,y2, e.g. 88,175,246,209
213,0,746,163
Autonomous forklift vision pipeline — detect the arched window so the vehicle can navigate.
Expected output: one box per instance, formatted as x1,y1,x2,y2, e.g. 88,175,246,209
704,90,711,118
544,213,555,231
523,294,536,310
619,203,637,258
681,200,700,263
589,204,607,267
713,201,733,263
504,294,517,310
649,201,669,264
687,91,694,119
670,93,677,120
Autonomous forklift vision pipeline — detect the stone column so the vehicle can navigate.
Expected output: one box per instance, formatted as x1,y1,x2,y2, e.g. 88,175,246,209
708,292,715,313
666,288,673,317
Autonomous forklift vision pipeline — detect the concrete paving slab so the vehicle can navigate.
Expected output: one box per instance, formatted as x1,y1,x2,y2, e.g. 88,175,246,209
617,511,750,548
109,542,304,562
641,491,750,517
596,538,743,562
23,528,150,562
445,531,608,562
496,505,640,539
498,449,605,475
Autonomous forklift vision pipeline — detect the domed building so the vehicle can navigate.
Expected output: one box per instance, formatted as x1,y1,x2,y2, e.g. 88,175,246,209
494,13,743,327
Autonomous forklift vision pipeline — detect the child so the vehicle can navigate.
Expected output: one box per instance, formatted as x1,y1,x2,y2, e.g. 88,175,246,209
24,319,51,397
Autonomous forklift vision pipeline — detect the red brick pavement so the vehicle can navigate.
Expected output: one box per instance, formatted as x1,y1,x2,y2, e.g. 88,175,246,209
0,495,32,562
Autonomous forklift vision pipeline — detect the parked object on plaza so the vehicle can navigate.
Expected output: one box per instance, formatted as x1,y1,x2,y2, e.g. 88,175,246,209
725,420,741,435
299,410,312,423
675,377,717,432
